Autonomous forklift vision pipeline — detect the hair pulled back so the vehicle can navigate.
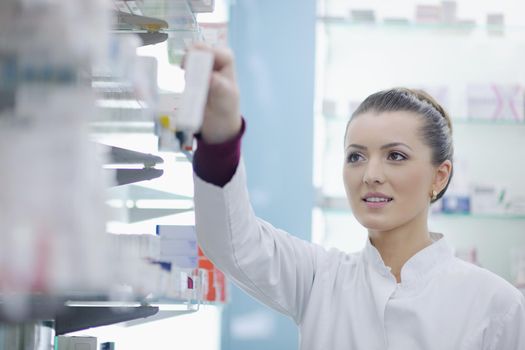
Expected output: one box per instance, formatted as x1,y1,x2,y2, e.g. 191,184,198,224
347,88,454,203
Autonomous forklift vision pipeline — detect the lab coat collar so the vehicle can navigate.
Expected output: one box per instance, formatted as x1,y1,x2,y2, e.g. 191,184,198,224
363,232,454,285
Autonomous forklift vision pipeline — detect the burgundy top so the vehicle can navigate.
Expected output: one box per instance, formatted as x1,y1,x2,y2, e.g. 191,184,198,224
192,118,246,187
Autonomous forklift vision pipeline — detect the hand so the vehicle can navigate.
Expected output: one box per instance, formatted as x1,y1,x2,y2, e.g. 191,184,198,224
182,43,242,144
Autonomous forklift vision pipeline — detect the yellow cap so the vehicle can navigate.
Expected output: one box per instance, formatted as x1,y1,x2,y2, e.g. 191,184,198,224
159,115,171,130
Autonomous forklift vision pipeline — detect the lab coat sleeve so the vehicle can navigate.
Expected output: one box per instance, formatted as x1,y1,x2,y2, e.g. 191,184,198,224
193,159,323,324
485,297,525,350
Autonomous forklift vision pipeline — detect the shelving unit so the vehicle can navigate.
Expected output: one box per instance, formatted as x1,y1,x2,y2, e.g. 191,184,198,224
0,0,223,348
316,17,525,33
320,206,525,221
87,0,212,333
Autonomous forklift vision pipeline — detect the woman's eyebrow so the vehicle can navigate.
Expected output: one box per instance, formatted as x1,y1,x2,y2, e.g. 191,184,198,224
381,142,413,151
346,142,413,151
346,144,367,151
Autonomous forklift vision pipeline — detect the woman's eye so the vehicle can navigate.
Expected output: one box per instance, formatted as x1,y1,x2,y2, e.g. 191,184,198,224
347,153,363,163
388,152,407,161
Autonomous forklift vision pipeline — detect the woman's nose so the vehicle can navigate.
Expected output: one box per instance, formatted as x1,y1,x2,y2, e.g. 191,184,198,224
363,159,385,185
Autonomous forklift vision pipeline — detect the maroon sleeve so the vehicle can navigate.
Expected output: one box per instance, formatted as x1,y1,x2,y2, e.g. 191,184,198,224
192,117,246,187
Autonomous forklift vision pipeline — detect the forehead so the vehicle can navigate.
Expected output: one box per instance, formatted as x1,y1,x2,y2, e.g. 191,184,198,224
345,110,425,148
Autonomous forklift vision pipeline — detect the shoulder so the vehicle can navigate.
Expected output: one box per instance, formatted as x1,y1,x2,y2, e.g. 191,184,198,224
314,245,362,275
445,258,524,313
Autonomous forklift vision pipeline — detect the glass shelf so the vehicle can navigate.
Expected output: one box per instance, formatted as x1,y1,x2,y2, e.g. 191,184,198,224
112,28,198,34
55,296,200,335
317,17,519,34
316,203,525,221
113,0,198,33
64,298,199,311
0,293,201,325
430,212,525,220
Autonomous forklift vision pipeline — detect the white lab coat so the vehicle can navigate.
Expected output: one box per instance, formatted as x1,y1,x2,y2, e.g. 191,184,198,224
193,160,525,350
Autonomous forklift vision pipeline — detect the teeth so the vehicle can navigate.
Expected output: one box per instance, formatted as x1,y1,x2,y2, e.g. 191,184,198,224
365,197,391,202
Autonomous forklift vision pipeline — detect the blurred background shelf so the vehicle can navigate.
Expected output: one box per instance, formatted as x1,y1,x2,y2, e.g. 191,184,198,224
113,168,164,186
0,298,198,337
316,17,521,34
137,32,170,46
113,0,199,32
430,213,525,220
106,145,164,167
316,195,525,220
55,305,160,335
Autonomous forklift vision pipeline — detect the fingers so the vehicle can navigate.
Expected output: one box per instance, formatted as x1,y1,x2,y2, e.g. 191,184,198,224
209,71,228,94
211,47,235,72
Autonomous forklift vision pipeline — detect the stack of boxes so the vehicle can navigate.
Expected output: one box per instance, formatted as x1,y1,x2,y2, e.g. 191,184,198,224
157,225,199,269
156,225,227,303
198,247,227,303
108,228,228,303
109,233,164,297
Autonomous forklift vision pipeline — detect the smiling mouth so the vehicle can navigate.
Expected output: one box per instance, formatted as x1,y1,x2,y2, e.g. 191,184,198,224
362,198,393,203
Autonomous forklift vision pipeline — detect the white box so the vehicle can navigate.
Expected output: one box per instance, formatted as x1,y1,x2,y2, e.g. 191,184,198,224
160,239,198,258
487,13,504,26
178,50,214,132
110,234,161,260
470,184,506,215
157,225,196,240
56,336,96,350
415,5,442,24
441,1,457,23
171,256,199,269
199,22,229,47
467,84,525,121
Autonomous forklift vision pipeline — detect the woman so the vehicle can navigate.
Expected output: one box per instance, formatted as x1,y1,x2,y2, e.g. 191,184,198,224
188,45,525,349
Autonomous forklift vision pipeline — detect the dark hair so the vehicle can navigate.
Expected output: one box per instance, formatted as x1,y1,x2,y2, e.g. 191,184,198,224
346,87,454,203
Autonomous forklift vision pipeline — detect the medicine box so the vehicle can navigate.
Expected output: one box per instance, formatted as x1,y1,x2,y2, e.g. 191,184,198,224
467,84,524,121
157,225,196,240
56,336,96,350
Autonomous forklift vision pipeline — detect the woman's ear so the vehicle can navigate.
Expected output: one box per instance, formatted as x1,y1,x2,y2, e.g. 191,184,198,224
433,160,452,193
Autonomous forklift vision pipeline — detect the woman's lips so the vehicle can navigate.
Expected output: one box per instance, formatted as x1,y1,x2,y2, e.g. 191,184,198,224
362,198,393,209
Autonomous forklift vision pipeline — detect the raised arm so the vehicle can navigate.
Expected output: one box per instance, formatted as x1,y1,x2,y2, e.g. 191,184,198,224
188,45,324,323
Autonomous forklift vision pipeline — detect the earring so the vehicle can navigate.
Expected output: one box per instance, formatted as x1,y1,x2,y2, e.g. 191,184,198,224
431,190,438,201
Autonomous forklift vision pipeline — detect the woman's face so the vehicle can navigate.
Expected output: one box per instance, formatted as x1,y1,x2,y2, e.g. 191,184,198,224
343,111,447,232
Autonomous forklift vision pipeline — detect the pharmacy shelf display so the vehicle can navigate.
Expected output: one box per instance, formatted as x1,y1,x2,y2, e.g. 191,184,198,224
112,0,212,63
0,1,221,347
314,0,525,286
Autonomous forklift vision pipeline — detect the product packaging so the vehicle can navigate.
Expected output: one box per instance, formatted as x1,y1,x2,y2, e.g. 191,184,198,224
415,5,442,24
470,184,506,215
467,84,524,122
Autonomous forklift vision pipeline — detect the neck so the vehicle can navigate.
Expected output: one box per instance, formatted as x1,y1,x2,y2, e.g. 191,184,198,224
369,213,433,283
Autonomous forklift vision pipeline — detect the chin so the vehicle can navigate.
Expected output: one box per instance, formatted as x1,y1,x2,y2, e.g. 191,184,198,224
354,212,398,232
